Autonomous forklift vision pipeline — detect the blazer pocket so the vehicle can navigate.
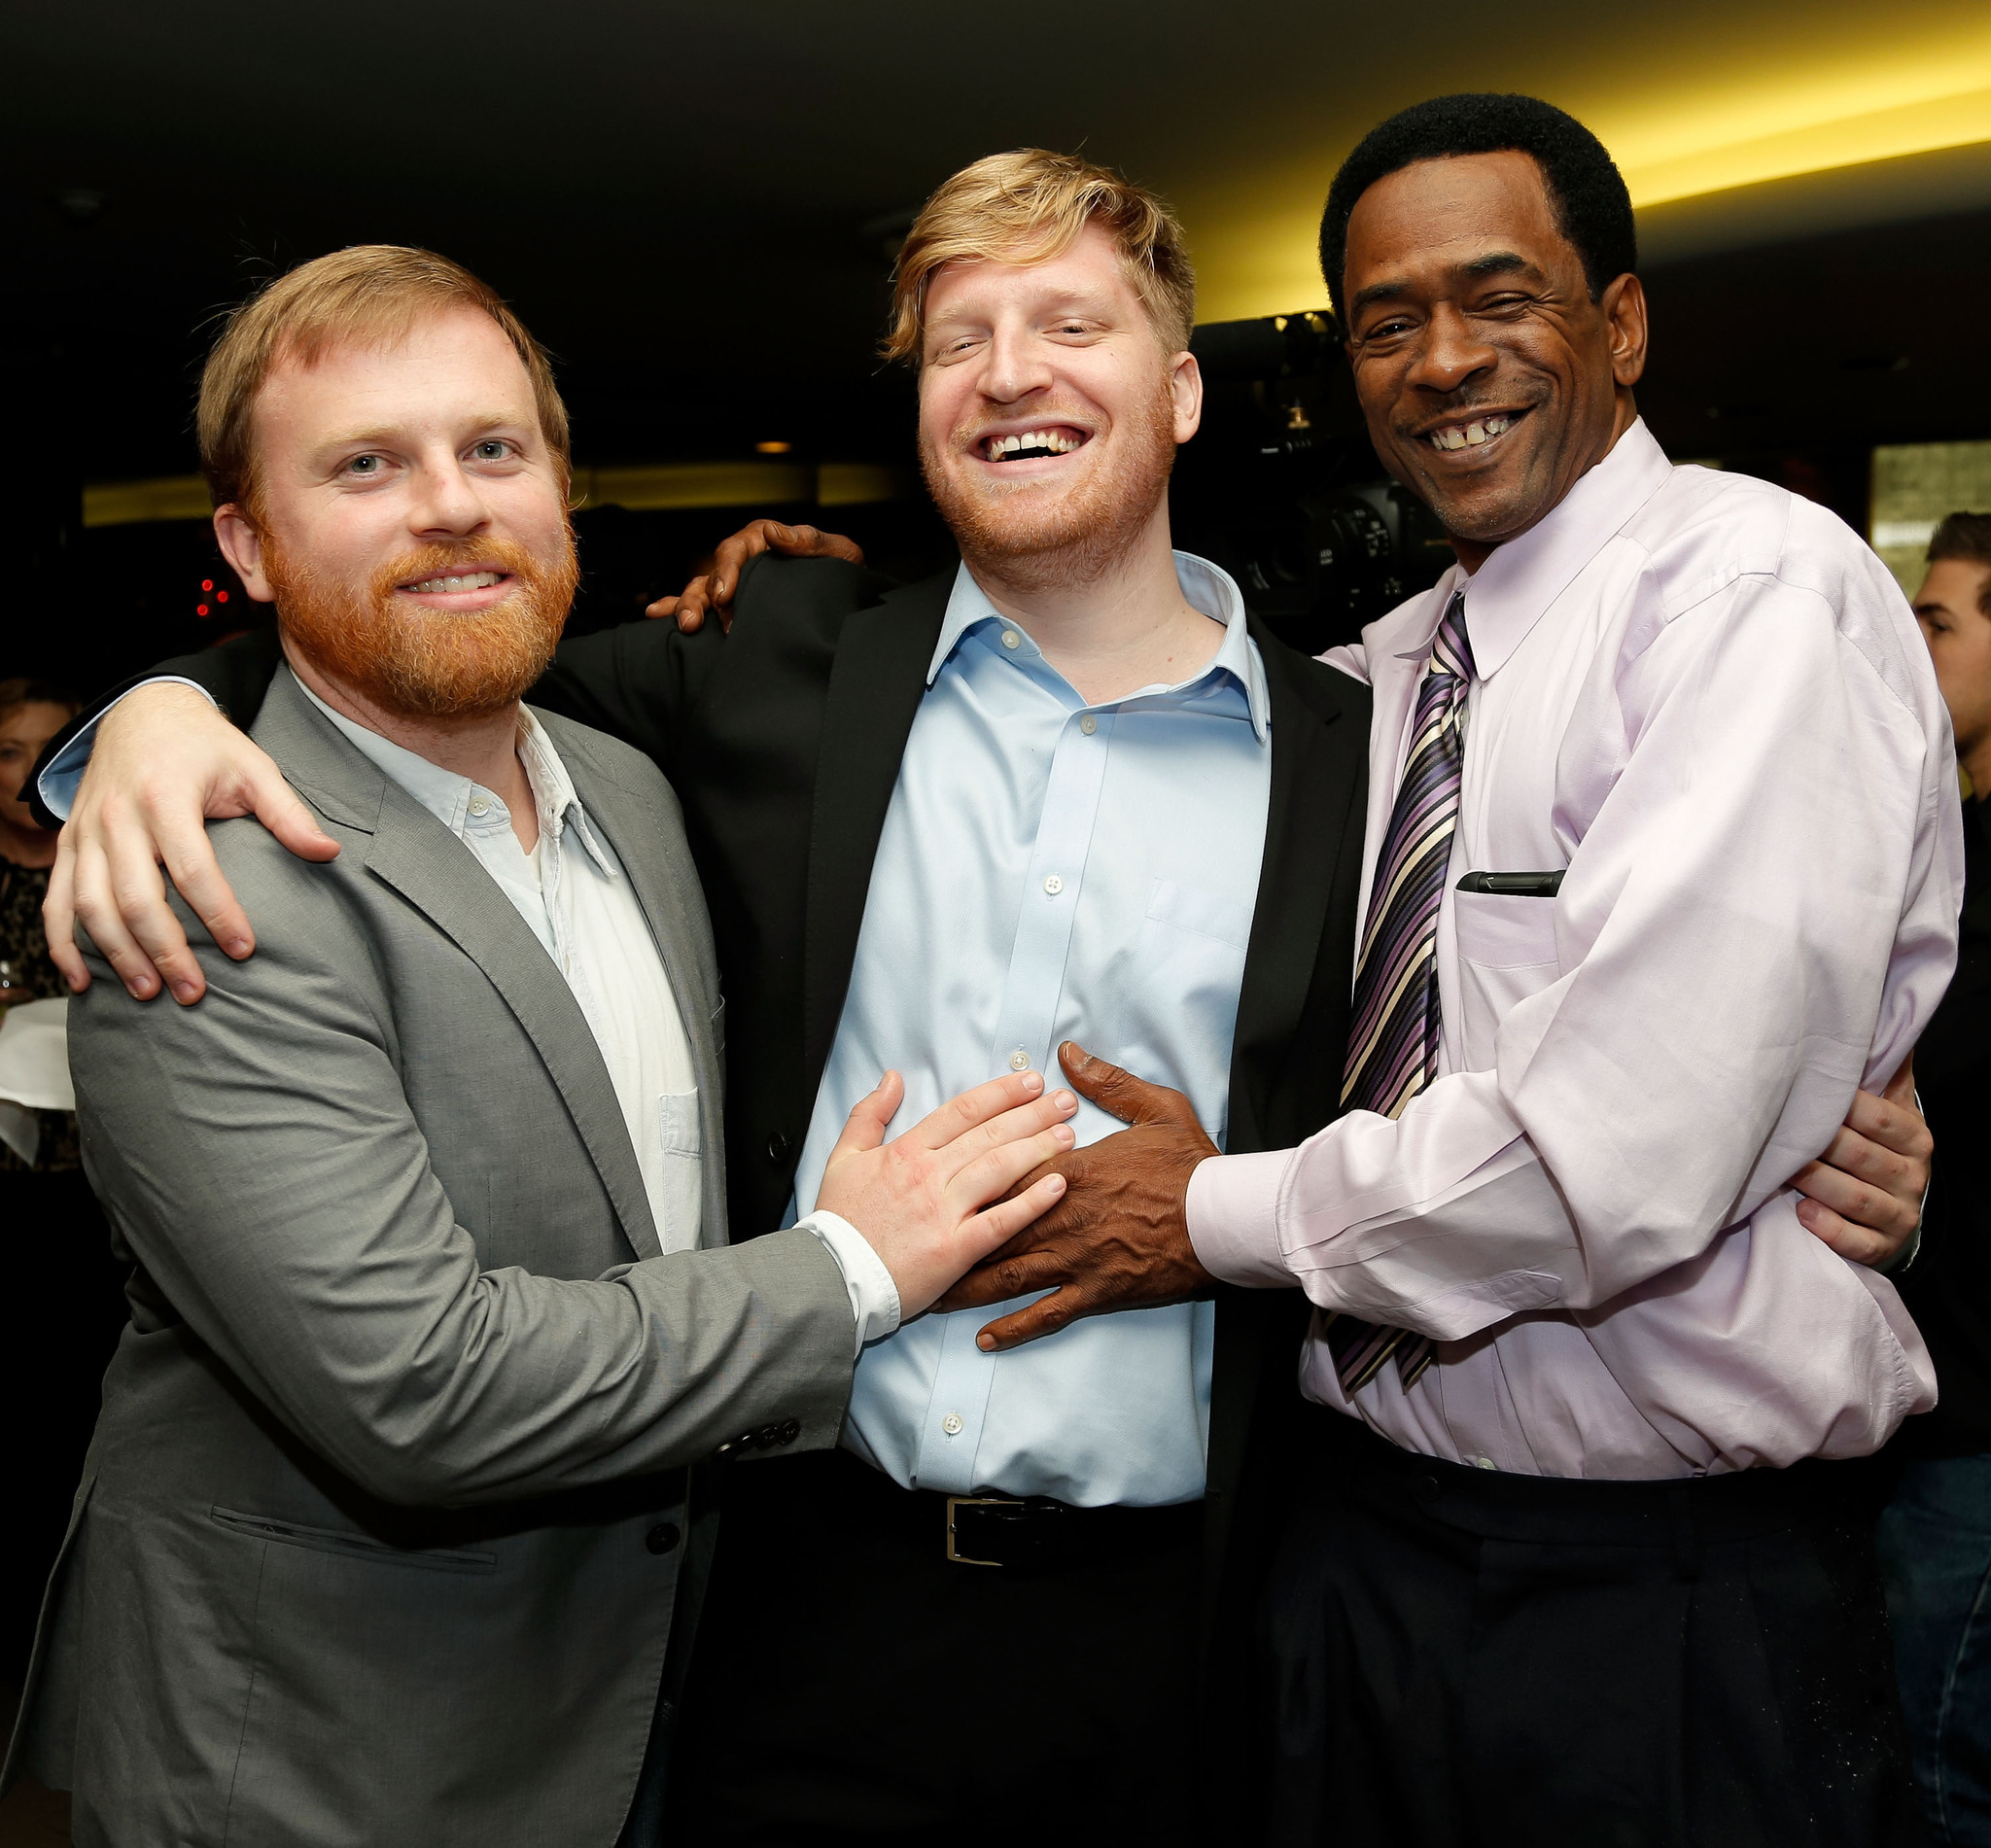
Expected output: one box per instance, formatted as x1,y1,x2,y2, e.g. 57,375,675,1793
209,1506,496,1575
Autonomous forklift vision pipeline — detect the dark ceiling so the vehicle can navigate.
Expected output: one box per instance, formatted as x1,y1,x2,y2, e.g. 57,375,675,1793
8,0,1989,489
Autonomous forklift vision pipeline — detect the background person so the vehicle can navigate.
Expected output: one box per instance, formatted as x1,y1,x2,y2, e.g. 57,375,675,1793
0,676,128,1711
1884,509,1991,1846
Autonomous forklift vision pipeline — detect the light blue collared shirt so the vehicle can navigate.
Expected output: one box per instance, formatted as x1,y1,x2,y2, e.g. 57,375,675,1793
788,553,1273,1507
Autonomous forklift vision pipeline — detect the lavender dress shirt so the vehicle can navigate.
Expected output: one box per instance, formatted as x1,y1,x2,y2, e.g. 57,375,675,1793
1187,419,1964,1479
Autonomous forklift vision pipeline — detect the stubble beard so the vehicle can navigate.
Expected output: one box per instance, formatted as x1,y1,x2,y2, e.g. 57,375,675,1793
921,382,1178,595
263,527,579,723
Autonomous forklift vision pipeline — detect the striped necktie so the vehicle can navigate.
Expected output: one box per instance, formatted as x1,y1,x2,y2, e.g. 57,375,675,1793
1327,590,1475,1394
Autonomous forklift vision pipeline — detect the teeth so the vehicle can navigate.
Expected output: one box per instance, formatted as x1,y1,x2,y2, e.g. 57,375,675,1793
985,427,1082,460
1429,414,1511,452
408,571,503,594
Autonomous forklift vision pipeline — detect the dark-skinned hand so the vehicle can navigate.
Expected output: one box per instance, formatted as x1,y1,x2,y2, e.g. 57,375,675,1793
934,1040,1219,1351
646,519,864,634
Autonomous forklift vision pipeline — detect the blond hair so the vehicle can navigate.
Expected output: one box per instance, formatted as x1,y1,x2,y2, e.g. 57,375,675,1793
195,245,570,514
884,150,1196,366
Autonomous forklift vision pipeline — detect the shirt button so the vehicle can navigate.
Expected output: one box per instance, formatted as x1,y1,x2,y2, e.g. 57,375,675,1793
1042,874,1064,895
941,1412,964,1437
1000,630,1021,649
1008,1050,1030,1072
467,797,490,818
1475,1456,1498,1471
645,1521,681,1555
1079,715,1098,735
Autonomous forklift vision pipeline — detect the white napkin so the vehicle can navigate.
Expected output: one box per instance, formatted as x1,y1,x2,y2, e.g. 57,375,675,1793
0,996,73,1166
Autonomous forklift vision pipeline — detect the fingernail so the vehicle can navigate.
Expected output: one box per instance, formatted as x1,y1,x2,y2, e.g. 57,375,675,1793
225,938,251,957
977,1333,996,1351
1022,1071,1044,1093
172,982,198,1003
1054,1090,1076,1112
712,578,726,598
128,982,153,999
1046,1173,1065,1192
1053,1123,1075,1144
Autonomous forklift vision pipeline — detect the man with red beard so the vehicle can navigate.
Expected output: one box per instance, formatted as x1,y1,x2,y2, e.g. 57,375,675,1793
0,246,1079,1847
27,159,1930,1844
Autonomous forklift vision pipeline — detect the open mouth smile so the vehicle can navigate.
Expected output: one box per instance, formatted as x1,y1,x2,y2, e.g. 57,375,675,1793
976,423,1092,466
1421,410,1522,454
395,567,516,609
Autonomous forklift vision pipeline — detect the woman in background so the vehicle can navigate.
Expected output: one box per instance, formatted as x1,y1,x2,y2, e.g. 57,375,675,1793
0,677,128,1706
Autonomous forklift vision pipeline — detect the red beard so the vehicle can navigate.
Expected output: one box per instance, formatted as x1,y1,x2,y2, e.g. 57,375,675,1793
264,529,578,721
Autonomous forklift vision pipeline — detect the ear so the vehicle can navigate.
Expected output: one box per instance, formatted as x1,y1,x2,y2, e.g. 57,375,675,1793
1170,349,1204,445
214,504,276,604
1600,272,1648,391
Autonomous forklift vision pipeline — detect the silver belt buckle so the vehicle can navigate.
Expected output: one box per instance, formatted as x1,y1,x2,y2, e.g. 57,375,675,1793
945,1494,1021,1566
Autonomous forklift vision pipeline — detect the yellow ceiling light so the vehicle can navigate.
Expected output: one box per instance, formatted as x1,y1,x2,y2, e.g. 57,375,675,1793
1181,30,1991,324
1605,40,1991,204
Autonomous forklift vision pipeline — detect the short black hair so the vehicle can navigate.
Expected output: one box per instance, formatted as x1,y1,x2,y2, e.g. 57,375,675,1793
1928,513,1991,614
1930,511,1991,570
1320,93,1636,321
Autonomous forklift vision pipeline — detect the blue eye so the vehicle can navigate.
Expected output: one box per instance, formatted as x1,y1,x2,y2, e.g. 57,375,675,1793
348,454,381,475
473,439,509,460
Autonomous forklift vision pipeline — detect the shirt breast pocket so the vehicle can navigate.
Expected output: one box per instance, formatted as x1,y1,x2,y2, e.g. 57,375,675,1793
1451,889,1562,1051
658,1089,703,1254
1144,877,1254,954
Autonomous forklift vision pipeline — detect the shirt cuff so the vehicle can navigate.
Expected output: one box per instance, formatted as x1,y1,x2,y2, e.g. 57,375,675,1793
798,1209,902,1357
1186,1150,1300,1287
36,677,219,822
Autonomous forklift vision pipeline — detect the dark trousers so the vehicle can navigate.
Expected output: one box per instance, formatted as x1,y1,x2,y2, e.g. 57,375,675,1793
1264,1418,1919,1848
1879,1453,1991,1844
668,1447,1202,1846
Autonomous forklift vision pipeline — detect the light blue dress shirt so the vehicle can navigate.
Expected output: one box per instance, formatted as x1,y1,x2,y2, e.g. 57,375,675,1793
787,553,1273,1508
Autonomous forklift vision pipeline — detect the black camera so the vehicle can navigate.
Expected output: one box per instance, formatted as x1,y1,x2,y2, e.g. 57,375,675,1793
1172,311,1453,656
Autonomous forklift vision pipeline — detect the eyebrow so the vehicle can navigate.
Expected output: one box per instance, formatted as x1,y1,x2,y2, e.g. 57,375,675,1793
314,413,531,451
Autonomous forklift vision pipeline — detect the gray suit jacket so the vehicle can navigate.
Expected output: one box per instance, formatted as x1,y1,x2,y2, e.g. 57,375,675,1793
5,669,858,1846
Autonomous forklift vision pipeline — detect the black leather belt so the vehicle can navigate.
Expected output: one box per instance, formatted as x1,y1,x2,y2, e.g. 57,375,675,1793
942,1492,1202,1569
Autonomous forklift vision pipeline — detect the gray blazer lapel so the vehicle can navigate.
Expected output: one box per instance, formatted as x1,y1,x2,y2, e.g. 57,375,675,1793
252,672,664,1262
537,715,730,1252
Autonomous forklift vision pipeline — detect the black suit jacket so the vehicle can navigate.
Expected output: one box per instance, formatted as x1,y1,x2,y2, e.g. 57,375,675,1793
66,556,1371,1668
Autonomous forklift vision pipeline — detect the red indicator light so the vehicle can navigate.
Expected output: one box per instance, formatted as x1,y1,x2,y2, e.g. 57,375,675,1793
195,603,210,616
216,590,229,603
201,578,214,592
